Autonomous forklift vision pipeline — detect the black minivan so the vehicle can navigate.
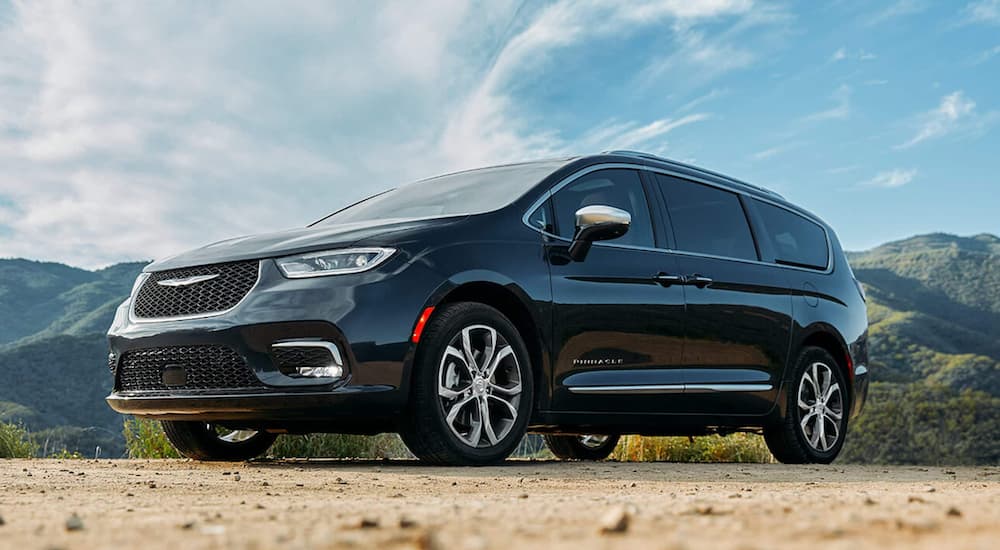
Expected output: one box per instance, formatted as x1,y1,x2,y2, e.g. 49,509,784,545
107,151,869,465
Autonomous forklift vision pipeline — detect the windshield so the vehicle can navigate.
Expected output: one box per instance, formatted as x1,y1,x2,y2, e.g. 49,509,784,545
314,160,568,226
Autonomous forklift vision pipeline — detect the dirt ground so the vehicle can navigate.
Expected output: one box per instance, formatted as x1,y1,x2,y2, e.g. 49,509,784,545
0,459,997,550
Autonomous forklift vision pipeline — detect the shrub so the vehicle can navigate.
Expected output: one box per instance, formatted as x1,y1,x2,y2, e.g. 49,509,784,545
611,433,773,463
268,433,411,459
123,417,180,458
0,421,38,458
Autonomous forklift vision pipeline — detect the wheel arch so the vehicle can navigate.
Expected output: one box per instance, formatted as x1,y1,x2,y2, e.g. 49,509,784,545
430,281,548,410
794,323,853,407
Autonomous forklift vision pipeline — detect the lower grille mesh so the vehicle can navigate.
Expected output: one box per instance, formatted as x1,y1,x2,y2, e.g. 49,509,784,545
117,345,263,393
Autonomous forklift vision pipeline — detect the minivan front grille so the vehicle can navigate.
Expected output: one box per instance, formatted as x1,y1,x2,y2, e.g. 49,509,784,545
132,261,259,319
117,345,264,393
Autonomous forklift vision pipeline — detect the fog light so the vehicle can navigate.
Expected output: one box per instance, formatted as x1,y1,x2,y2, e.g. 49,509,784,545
271,341,344,380
294,365,343,378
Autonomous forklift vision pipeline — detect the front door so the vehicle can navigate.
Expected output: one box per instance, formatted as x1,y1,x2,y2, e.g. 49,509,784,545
543,168,689,413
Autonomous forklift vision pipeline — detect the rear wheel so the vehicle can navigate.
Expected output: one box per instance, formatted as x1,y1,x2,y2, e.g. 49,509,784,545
764,347,848,464
544,434,620,461
399,302,533,465
161,421,276,461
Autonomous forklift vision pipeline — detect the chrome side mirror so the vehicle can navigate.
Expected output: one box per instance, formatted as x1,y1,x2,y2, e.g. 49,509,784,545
568,205,631,261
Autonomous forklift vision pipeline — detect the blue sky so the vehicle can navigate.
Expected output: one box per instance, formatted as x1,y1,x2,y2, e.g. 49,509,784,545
0,0,998,268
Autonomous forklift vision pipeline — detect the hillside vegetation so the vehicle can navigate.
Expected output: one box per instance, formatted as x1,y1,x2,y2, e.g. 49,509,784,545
0,233,997,463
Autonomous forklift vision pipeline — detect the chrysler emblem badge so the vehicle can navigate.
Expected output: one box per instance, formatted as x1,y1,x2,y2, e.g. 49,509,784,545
156,274,220,287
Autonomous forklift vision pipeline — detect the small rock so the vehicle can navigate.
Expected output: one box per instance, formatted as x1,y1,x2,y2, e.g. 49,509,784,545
261,481,269,486
908,496,925,503
415,530,443,550
234,474,241,482
946,507,962,517
599,505,631,534
399,517,418,529
923,486,936,493
180,521,195,530
864,497,877,506
0,514,5,526
518,494,529,499
65,514,84,532
360,517,379,529
147,481,157,489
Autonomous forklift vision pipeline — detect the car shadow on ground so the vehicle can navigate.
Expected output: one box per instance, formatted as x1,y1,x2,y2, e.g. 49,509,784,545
239,458,996,484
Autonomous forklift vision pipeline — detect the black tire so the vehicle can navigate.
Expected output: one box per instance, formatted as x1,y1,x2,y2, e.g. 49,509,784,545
544,434,620,461
399,302,534,466
161,421,277,461
764,347,849,464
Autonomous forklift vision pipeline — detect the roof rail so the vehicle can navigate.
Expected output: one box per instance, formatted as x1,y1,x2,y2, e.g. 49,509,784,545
600,150,785,200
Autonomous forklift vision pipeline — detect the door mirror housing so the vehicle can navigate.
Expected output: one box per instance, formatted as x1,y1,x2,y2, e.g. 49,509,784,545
568,205,631,261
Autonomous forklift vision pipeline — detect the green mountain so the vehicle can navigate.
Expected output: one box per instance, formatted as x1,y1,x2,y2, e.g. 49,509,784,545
848,233,1000,396
0,233,997,463
842,233,1000,464
0,259,147,457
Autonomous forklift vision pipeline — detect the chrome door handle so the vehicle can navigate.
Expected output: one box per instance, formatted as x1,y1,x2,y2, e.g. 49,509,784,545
687,274,713,288
653,273,685,287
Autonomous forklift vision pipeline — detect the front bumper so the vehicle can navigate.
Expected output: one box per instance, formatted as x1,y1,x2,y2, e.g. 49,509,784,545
106,258,443,424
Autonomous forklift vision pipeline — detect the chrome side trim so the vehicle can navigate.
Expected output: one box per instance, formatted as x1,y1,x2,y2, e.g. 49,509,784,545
128,261,263,324
567,383,773,395
568,384,684,395
685,384,773,393
271,340,344,367
521,162,834,275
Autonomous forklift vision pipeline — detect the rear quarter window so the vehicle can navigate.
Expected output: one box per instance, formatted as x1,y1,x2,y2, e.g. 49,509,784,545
751,199,829,270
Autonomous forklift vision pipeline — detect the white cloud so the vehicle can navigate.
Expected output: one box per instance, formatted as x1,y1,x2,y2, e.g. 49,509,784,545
830,47,847,62
895,91,977,149
750,142,799,161
677,88,729,113
861,169,918,188
801,85,852,122
963,0,1000,24
867,0,928,25
0,0,760,268
973,45,1000,64
579,114,712,151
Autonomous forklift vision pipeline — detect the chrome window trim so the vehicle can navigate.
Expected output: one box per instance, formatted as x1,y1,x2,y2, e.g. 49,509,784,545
128,261,264,324
567,383,773,395
522,162,834,275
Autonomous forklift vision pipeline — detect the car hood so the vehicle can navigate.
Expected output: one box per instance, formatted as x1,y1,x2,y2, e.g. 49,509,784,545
146,217,464,272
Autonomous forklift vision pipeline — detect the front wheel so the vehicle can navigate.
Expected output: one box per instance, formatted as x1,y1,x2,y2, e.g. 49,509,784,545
544,434,620,461
161,421,277,461
399,302,534,465
764,347,849,464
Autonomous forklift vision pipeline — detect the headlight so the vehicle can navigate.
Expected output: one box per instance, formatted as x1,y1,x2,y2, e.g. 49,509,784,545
275,247,396,278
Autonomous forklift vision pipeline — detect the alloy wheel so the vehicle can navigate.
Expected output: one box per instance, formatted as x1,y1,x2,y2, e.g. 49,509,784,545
209,424,259,444
437,324,522,448
578,435,609,449
797,362,844,452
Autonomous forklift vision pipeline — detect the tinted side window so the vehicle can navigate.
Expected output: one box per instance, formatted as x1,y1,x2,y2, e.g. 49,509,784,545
551,169,654,248
527,201,553,233
751,199,829,269
655,175,758,261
